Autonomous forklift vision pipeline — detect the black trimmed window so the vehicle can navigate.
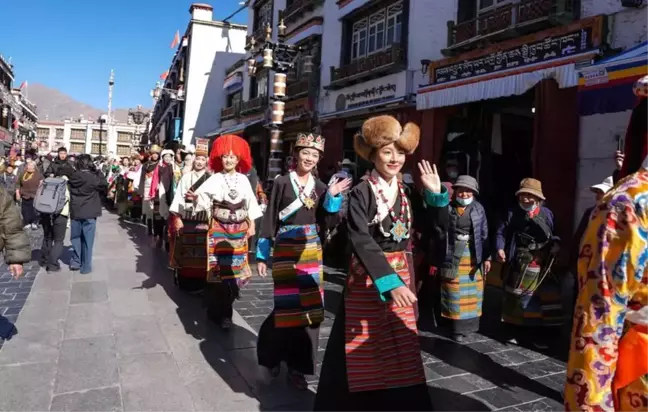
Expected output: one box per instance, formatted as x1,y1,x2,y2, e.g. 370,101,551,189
349,1,403,62
254,0,273,31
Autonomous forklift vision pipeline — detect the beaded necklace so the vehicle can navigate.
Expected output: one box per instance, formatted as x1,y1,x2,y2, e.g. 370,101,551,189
369,176,411,242
222,171,239,199
292,173,317,209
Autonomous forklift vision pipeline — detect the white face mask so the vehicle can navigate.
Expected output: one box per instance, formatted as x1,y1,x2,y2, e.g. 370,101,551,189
519,202,537,212
456,197,473,206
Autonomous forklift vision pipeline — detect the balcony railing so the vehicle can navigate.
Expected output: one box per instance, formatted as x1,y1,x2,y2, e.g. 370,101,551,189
447,0,576,51
284,0,324,24
286,77,310,98
241,95,268,115
252,25,269,43
328,44,406,90
221,104,240,120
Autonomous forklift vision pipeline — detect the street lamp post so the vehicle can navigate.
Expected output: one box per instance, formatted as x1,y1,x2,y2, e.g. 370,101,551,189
128,105,149,151
97,114,108,157
245,10,307,183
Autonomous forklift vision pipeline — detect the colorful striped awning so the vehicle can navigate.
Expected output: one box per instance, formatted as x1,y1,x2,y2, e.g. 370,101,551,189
577,42,648,115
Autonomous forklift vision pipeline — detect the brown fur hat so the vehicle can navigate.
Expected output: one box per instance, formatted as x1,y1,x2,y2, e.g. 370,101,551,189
354,115,420,161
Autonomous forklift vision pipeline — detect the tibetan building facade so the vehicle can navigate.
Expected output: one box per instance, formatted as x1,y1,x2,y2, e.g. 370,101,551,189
415,0,606,259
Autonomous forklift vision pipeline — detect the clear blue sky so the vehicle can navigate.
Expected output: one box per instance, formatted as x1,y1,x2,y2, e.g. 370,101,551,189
3,0,247,110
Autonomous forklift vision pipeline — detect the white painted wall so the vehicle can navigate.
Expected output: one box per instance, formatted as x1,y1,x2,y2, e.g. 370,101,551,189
183,22,247,146
319,0,454,110
581,1,647,50
575,110,632,222
574,3,646,226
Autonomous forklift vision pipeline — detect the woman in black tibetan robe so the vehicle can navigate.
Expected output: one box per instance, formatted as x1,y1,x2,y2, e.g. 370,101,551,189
314,115,449,411
255,133,350,389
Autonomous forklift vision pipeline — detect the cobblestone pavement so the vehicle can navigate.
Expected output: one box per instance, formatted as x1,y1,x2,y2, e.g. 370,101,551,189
237,267,568,411
0,228,43,345
0,213,568,411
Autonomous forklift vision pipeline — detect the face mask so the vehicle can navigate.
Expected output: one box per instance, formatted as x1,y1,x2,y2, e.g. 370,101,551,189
519,202,537,212
456,197,473,206
448,171,458,179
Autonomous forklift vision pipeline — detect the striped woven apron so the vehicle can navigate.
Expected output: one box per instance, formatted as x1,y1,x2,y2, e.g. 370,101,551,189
272,224,324,328
344,251,425,392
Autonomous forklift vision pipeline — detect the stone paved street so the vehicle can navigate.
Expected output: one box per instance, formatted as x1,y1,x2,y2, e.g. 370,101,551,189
0,228,43,346
237,269,568,411
0,212,568,411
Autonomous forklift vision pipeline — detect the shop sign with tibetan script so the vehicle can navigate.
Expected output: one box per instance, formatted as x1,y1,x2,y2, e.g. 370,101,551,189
434,27,597,84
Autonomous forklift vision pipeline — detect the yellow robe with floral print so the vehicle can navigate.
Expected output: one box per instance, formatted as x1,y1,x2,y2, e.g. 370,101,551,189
565,169,648,412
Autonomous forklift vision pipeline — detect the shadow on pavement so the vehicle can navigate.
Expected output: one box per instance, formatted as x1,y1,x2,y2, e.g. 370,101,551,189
0,316,17,341
118,216,314,411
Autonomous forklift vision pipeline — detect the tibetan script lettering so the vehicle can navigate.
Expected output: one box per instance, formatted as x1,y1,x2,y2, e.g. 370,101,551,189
434,27,595,84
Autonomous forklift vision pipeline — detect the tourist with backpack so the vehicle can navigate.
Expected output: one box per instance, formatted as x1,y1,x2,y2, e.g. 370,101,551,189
35,169,71,273
68,155,107,274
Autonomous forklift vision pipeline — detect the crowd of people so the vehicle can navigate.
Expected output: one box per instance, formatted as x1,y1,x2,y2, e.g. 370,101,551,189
0,146,106,275
94,78,646,412
0,76,642,411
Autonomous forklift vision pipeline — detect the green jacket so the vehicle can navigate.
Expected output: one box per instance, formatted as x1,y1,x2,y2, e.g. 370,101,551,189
0,186,30,264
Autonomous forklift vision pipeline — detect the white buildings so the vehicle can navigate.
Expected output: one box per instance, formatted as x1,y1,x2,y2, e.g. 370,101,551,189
194,0,646,242
36,119,145,157
149,3,247,147
213,0,453,180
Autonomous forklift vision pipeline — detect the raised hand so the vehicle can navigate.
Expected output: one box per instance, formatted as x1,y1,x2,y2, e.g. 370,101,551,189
328,177,352,197
418,160,442,193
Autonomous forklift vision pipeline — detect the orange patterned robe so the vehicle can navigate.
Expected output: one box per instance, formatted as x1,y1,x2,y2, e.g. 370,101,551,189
565,168,648,412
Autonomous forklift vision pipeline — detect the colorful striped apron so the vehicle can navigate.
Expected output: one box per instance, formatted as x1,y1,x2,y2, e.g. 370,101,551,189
207,218,251,286
169,214,209,279
440,237,484,321
272,224,324,328
345,251,425,393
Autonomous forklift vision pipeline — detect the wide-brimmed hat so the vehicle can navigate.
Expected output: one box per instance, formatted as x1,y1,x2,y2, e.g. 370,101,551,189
453,175,479,194
590,176,613,193
341,158,355,166
516,178,545,200
161,149,174,159
149,144,162,154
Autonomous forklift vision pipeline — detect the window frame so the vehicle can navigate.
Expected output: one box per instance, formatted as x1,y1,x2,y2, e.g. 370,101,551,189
36,127,49,138
70,128,86,140
477,0,515,15
70,142,85,153
368,10,387,55
348,0,403,62
254,0,273,31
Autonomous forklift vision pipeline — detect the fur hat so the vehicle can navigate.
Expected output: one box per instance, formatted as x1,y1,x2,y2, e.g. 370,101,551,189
354,115,420,161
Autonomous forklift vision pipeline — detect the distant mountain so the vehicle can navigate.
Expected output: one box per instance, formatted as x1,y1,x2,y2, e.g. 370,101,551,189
26,83,149,123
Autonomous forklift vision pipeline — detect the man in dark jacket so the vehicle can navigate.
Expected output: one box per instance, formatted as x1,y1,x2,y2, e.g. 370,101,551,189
45,147,75,179
68,154,107,274
0,186,30,279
